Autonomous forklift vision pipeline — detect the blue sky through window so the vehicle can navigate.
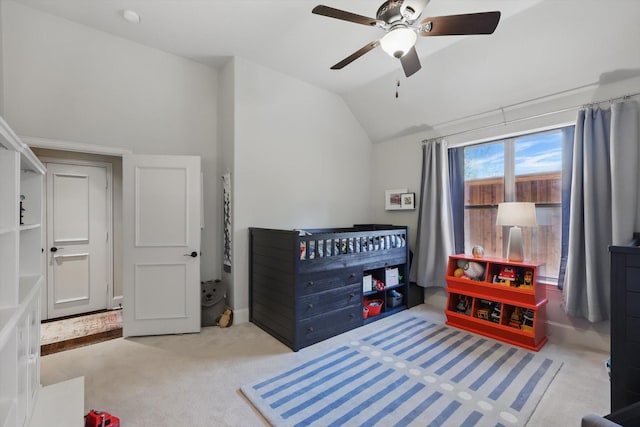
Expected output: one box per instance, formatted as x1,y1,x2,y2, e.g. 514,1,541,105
465,131,562,180
515,132,562,176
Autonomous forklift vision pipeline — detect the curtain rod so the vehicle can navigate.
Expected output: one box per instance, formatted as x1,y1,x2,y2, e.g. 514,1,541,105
422,90,640,144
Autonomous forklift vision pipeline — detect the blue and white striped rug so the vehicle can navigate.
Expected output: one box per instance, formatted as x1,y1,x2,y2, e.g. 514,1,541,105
241,316,562,427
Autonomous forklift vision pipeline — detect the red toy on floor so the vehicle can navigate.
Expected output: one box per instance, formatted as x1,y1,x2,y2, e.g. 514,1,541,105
85,410,120,427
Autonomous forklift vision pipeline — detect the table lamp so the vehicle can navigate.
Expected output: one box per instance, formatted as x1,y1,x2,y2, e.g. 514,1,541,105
496,202,537,262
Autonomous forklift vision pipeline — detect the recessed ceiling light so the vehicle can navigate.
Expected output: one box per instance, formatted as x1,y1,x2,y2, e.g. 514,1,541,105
122,9,141,24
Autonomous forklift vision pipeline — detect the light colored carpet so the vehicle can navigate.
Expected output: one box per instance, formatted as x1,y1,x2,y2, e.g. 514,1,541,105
40,305,610,427
241,316,562,426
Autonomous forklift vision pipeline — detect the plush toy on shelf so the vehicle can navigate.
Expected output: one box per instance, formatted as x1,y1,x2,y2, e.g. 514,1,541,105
455,260,485,280
465,261,485,279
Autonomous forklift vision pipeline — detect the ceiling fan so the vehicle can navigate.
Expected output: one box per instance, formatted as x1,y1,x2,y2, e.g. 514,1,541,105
312,0,500,77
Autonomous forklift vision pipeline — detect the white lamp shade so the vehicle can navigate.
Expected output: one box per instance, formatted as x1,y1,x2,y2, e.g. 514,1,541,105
380,27,417,58
496,202,537,227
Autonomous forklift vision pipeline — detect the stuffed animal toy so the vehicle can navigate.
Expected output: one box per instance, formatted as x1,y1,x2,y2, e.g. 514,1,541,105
463,261,485,280
218,308,233,328
201,280,228,327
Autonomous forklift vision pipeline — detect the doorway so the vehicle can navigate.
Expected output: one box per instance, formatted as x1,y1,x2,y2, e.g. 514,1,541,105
32,147,123,325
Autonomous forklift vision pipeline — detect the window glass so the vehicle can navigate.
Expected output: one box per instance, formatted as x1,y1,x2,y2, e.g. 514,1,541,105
462,127,568,282
464,141,504,206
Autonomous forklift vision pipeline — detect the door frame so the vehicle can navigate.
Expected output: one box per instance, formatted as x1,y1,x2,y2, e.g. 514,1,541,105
39,157,114,319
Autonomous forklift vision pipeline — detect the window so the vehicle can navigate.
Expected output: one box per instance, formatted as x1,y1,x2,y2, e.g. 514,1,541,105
463,126,572,282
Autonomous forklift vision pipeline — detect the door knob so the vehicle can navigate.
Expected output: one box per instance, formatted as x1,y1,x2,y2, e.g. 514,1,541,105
184,251,198,258
50,247,63,252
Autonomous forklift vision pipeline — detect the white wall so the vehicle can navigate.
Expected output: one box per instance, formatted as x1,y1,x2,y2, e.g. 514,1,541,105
2,0,220,282
231,56,373,321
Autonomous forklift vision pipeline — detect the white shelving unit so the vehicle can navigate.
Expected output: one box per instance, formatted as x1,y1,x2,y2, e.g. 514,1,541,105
0,117,84,427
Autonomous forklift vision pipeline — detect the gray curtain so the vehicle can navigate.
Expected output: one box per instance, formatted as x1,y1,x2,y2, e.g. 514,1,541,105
410,139,455,287
563,100,639,322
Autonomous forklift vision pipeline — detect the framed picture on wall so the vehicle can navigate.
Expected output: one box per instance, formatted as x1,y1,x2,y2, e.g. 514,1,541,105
385,189,407,210
401,193,415,210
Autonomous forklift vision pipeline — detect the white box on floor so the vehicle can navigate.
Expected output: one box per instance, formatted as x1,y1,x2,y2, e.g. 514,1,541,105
385,268,399,287
363,274,372,292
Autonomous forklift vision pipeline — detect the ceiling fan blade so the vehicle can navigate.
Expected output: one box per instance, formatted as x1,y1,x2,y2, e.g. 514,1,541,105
419,11,501,36
312,5,382,27
400,0,431,21
400,46,422,77
330,41,380,70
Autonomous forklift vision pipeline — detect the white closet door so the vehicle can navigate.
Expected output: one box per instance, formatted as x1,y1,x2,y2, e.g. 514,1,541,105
46,163,108,319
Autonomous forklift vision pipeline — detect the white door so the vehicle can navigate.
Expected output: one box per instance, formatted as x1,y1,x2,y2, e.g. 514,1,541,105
46,162,109,319
122,154,201,337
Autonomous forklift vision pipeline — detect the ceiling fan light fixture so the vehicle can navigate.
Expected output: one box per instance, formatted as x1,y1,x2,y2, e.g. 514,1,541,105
380,27,417,58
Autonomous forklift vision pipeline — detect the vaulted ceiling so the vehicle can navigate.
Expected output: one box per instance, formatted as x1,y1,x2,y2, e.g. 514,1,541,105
11,0,640,143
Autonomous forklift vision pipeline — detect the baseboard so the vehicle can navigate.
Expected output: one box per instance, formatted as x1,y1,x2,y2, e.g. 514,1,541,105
233,307,249,325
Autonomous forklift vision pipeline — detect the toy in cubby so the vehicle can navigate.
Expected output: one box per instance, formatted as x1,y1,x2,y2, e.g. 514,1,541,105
520,269,534,289
496,266,517,286
453,259,485,281
508,306,524,329
521,309,535,332
476,299,496,321
490,303,502,323
455,295,472,316
490,265,535,289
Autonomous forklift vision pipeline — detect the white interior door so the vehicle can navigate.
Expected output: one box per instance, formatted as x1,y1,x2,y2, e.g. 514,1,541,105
46,162,109,319
122,154,201,337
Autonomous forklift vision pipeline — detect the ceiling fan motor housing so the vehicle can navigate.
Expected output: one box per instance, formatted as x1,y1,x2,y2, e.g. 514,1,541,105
376,0,406,25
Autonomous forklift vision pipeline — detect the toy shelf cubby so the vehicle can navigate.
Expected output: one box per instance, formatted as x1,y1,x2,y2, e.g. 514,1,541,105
362,264,407,323
444,254,548,351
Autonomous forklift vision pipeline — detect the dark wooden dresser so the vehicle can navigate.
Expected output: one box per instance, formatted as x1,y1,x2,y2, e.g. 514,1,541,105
609,234,640,411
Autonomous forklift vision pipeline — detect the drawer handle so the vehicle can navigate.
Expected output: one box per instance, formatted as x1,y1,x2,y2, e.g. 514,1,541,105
307,327,314,333
349,293,355,298
307,303,313,309
308,281,314,286
350,273,356,278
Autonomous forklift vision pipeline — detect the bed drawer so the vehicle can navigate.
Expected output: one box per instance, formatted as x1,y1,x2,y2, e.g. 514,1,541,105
296,305,362,349
297,268,361,297
297,284,361,320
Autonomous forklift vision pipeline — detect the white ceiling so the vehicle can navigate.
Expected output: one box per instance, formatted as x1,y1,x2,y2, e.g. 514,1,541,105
10,0,640,143
11,0,538,93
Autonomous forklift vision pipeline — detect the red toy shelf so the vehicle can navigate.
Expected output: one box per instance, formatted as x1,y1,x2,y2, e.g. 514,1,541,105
445,254,547,351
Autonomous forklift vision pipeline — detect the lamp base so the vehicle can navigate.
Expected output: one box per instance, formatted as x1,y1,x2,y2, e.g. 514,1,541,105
506,226,524,262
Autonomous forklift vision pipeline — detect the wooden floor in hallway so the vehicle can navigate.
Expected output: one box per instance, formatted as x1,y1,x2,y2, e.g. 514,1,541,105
41,309,123,355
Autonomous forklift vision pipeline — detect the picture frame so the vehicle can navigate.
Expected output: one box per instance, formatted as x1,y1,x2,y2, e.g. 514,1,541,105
401,192,415,210
385,188,408,210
